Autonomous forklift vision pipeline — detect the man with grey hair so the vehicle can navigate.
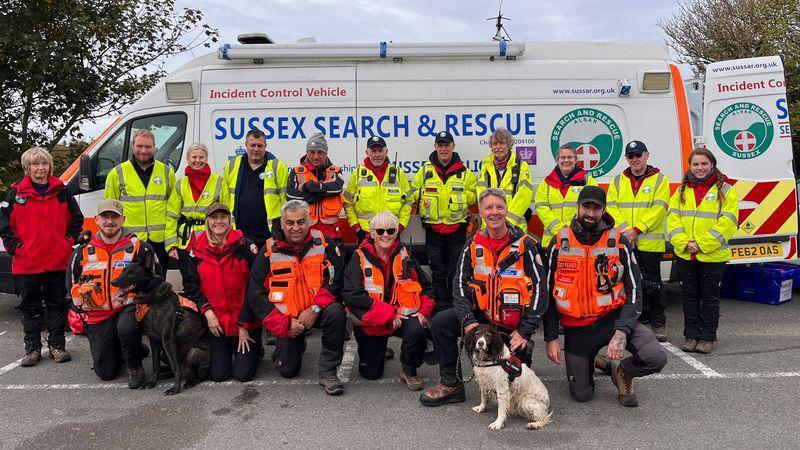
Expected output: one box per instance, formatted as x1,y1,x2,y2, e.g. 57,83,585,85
247,199,348,395
286,133,345,243
421,187,547,407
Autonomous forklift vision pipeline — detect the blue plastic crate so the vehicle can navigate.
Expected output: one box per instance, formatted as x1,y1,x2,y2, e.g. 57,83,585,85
720,263,794,305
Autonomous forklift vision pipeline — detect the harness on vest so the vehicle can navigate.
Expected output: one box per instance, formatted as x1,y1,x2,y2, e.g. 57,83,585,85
71,237,141,311
358,247,422,321
486,153,521,195
264,230,330,318
178,217,206,246
295,165,343,224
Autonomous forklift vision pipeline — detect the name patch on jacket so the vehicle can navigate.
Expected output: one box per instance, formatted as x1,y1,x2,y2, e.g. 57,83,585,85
113,261,131,269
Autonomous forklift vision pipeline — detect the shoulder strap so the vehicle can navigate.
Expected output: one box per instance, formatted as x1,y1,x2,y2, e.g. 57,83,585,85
510,154,521,196
606,228,618,247
559,227,571,251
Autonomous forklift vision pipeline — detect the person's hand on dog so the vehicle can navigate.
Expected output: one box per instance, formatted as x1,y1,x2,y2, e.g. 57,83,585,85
168,248,179,260
289,318,305,337
204,309,223,337
509,330,528,352
464,322,478,334
606,330,627,360
238,327,254,354
413,312,428,328
392,314,407,330
546,340,562,364
297,308,318,330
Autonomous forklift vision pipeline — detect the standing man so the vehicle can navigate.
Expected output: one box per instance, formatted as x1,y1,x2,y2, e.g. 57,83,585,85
410,131,477,312
247,200,348,395
420,188,547,407
344,136,413,243
68,199,157,387
544,186,667,407
222,128,289,250
105,129,176,276
286,133,344,243
476,128,534,230
606,141,670,341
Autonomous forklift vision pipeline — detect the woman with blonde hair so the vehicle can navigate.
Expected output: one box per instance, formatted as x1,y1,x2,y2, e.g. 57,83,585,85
0,147,83,366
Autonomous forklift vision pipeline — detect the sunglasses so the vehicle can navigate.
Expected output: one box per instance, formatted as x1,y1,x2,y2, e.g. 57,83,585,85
625,153,643,159
374,228,397,236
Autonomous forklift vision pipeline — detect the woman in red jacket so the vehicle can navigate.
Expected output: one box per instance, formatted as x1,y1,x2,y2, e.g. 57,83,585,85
342,211,435,391
183,203,261,382
0,147,83,366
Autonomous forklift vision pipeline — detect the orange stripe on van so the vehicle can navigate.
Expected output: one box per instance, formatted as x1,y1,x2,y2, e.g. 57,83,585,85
669,64,693,174
60,117,122,182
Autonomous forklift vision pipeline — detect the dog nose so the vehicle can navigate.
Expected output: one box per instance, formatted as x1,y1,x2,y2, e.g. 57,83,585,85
476,338,486,349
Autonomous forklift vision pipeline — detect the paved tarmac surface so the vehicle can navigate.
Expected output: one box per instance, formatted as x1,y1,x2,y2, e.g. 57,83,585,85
0,283,798,449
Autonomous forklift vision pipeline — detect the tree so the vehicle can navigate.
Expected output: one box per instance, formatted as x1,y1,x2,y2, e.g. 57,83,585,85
659,0,800,168
0,0,218,185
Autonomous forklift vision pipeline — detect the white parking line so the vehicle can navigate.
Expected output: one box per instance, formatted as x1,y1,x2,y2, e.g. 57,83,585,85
660,342,723,378
337,340,357,383
0,335,74,377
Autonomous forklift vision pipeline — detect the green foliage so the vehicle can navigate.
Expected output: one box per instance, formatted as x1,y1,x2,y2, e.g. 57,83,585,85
0,0,218,186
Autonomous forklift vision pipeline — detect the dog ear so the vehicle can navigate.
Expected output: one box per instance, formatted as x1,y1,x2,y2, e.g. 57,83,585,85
488,328,504,359
140,248,155,273
463,326,477,351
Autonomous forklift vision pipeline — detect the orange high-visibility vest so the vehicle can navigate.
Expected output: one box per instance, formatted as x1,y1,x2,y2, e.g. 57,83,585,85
356,247,422,321
263,230,329,318
552,227,627,319
294,165,343,225
70,238,141,311
469,236,533,329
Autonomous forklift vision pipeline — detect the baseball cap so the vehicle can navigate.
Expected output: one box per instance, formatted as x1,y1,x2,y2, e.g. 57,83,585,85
367,136,387,148
625,140,648,156
205,203,231,218
434,131,454,144
97,198,123,216
306,133,328,152
577,186,607,207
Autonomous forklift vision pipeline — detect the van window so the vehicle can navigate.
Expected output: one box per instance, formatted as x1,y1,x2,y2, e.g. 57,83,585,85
130,113,187,171
93,126,127,187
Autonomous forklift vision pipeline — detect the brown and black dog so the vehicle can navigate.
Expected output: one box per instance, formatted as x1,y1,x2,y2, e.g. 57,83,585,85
112,260,210,395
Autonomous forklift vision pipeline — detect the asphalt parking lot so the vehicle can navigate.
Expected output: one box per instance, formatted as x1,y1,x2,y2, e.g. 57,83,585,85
0,282,798,449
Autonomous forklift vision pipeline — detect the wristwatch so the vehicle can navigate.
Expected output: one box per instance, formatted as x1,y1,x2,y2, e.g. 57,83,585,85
311,305,323,314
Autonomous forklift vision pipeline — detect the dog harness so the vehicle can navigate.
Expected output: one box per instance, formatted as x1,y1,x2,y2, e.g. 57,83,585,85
134,295,199,323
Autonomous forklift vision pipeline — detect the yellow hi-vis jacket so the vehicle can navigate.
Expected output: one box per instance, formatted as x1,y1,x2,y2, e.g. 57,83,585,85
165,173,231,250
606,169,670,252
667,180,738,263
104,160,177,243
410,159,477,225
343,163,413,231
534,170,598,248
476,151,533,230
221,154,289,224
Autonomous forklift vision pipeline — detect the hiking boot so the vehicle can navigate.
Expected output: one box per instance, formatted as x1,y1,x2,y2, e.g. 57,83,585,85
695,340,715,354
652,326,667,342
48,347,72,363
594,354,612,375
385,347,394,360
398,372,424,391
20,349,42,367
611,363,638,407
419,382,465,407
127,366,146,389
319,374,344,396
679,338,698,352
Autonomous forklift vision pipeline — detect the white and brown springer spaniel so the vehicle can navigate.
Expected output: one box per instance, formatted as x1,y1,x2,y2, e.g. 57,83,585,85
465,324,551,430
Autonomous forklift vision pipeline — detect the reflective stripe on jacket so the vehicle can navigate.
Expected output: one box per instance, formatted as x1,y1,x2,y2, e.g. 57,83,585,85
410,161,477,225
263,229,329,317
222,154,289,223
292,165,343,225
165,174,230,250
343,164,413,230
356,246,421,321
667,182,738,263
534,171,598,247
70,237,141,311
606,170,670,252
476,151,533,229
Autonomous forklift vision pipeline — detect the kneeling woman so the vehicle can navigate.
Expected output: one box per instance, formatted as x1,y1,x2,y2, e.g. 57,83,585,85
184,204,262,381
343,211,435,390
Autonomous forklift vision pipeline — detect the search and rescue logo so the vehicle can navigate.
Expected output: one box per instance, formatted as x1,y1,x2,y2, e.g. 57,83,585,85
550,108,623,178
713,102,774,160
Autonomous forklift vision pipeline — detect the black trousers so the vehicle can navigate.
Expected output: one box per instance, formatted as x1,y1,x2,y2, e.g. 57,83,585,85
563,319,667,402
430,307,532,387
148,241,169,279
273,303,346,378
636,250,666,327
676,258,726,342
425,227,467,312
15,271,68,352
209,328,262,382
354,316,427,380
175,248,192,285
85,306,145,381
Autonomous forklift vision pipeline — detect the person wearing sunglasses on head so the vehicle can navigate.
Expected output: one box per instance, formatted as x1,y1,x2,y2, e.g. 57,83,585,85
342,211,435,391
605,141,670,343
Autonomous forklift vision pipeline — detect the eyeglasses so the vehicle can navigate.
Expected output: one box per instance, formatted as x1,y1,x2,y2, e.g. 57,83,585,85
374,228,397,236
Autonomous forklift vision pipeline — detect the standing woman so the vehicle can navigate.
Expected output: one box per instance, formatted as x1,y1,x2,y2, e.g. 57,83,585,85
0,147,83,366
667,148,738,354
166,143,231,279
183,204,262,382
535,144,598,252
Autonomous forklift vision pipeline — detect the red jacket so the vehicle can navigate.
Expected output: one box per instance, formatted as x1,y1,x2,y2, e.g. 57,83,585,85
0,176,83,274
183,229,260,337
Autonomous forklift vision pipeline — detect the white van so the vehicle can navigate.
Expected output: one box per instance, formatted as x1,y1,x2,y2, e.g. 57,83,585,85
0,41,794,291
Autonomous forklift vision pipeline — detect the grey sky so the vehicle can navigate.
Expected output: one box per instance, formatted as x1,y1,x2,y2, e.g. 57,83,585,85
82,0,684,138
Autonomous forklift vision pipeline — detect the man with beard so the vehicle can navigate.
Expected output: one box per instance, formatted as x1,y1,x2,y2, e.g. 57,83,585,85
543,186,666,407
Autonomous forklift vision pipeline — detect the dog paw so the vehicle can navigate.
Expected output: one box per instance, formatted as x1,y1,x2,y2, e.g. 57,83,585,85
526,421,545,430
183,379,200,389
163,387,181,396
472,405,486,413
488,420,504,431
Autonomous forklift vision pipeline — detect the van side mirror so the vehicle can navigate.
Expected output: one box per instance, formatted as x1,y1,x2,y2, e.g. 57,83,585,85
78,154,95,191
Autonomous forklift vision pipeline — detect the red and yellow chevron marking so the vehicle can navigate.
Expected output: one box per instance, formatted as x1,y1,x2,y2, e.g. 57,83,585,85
729,179,798,237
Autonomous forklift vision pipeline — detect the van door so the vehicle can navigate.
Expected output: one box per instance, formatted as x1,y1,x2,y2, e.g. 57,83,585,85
702,55,797,262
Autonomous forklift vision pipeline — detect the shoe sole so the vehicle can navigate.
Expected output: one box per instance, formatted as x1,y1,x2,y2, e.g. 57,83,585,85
19,360,40,367
398,376,424,391
319,381,344,396
420,394,466,407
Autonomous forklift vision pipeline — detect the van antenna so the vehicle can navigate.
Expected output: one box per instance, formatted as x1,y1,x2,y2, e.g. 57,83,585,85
487,0,512,41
